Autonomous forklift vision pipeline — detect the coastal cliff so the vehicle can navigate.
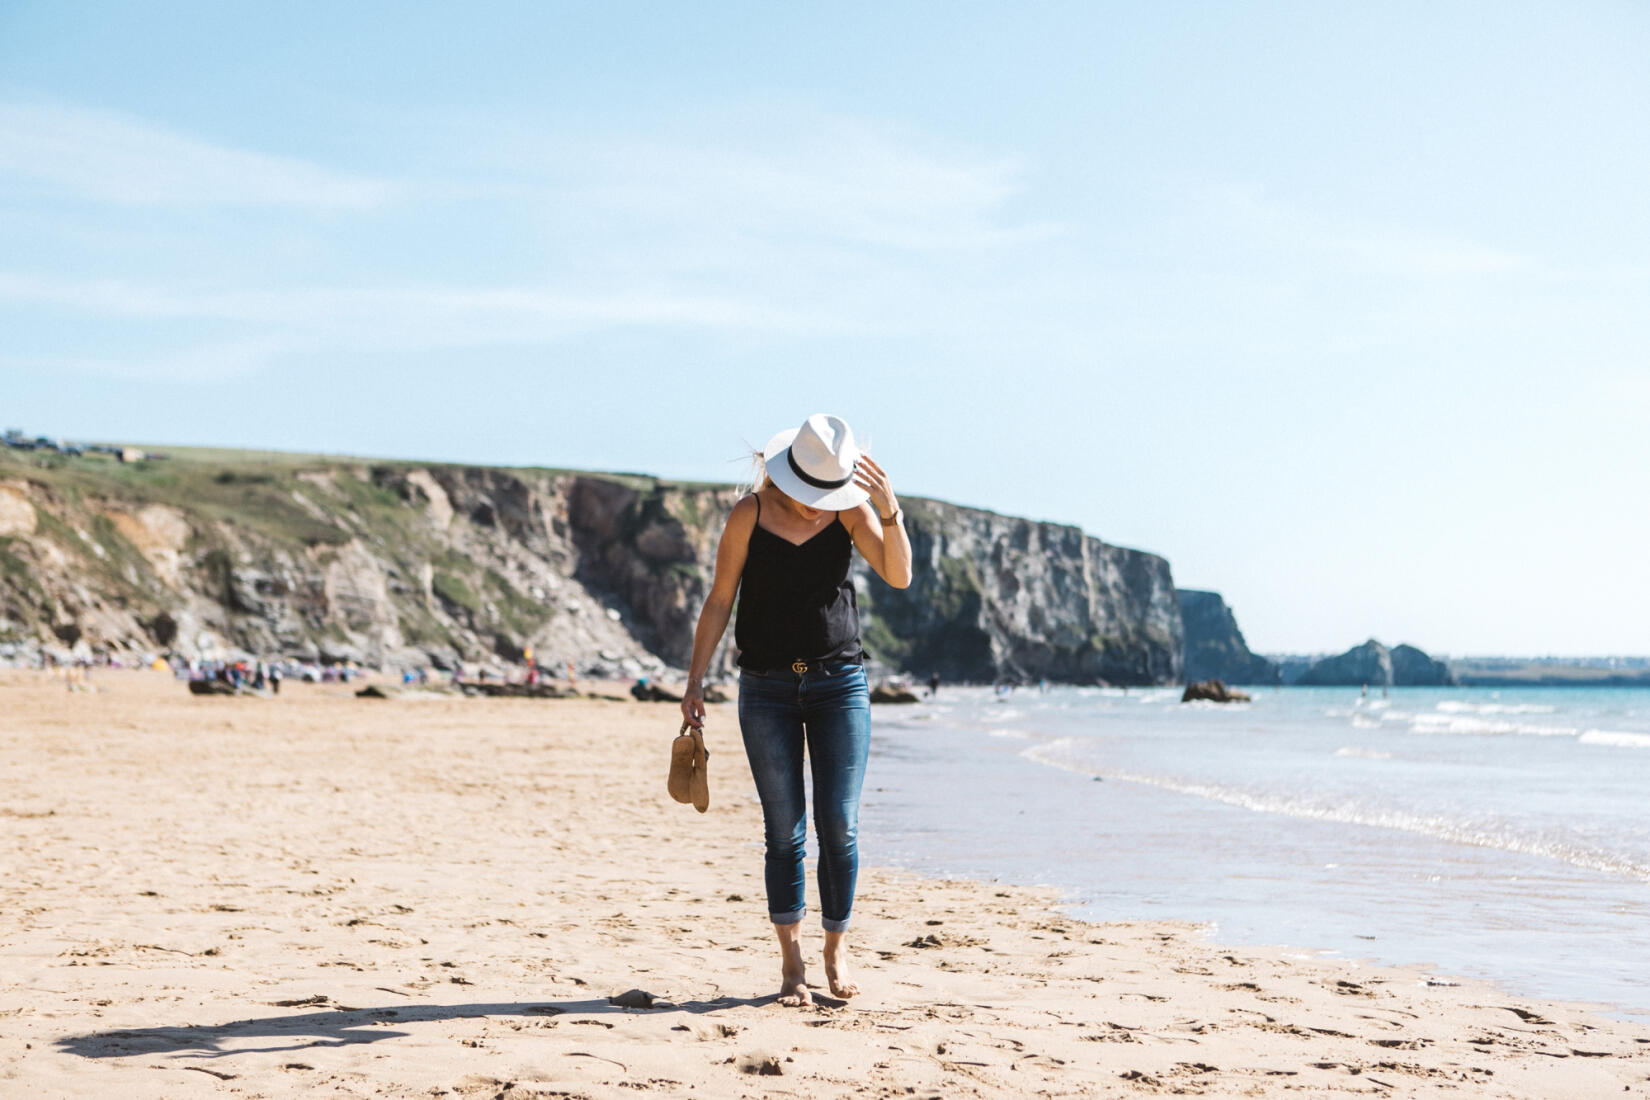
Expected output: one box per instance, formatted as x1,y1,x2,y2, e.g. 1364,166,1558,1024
855,499,1182,685
1177,589,1278,685
0,448,1182,685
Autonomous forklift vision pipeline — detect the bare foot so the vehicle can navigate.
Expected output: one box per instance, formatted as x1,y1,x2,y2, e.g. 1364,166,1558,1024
778,964,812,1007
823,931,858,999
774,922,812,1007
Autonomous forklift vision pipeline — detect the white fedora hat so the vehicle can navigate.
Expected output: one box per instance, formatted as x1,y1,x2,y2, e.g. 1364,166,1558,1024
762,413,869,511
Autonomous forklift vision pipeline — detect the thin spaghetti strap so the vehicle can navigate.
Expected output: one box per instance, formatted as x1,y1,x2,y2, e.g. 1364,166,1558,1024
751,492,761,524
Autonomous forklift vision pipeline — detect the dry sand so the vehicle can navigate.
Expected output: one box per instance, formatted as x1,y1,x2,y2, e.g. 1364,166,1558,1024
2,669,1648,1098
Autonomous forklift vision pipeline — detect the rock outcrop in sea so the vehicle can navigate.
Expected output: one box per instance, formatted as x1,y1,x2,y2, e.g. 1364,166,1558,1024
1177,589,1279,685
1295,639,1455,687
1180,679,1251,704
1388,643,1456,686
0,451,1184,685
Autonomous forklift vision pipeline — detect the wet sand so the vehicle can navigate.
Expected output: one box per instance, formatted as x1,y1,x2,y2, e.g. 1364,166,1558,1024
2,669,1648,1097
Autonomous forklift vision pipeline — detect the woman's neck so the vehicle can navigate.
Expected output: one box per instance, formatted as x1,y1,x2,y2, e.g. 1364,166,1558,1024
764,486,826,523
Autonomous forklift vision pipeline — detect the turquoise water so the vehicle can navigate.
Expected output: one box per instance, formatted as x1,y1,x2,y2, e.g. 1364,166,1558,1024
859,685,1650,1020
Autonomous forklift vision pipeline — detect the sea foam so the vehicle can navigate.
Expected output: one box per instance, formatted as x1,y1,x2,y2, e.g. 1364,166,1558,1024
1405,713,1578,738
1579,729,1650,750
1019,739,1650,881
1435,700,1559,716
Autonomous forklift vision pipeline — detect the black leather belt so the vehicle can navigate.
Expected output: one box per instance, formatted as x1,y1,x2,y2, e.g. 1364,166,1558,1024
741,658,862,681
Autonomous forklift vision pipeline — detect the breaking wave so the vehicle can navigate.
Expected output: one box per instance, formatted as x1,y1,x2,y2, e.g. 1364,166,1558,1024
1020,738,1650,881
1579,729,1650,750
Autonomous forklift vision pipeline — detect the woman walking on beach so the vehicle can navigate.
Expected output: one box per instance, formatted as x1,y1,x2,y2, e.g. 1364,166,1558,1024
681,413,912,1006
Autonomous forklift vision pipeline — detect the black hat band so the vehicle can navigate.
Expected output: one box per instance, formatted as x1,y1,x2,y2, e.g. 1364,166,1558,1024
787,448,853,490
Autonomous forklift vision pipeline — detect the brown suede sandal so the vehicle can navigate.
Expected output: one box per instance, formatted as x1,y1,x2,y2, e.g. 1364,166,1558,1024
668,722,696,804
688,725,710,814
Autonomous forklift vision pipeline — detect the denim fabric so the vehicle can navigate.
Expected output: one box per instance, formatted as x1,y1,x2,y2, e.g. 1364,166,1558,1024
737,661,871,932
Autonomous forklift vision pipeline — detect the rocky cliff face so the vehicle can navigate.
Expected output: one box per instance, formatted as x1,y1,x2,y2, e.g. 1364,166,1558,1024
1177,589,1278,685
0,455,730,679
1295,639,1455,687
0,451,1183,685
853,499,1182,686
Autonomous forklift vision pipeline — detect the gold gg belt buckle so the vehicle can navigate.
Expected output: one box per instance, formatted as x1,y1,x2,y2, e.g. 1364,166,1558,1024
790,660,809,675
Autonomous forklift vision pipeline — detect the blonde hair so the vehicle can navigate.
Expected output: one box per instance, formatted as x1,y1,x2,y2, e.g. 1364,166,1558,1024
736,446,770,497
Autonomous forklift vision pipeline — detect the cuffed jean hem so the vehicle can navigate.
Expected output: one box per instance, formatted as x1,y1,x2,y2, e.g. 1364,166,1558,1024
821,915,851,933
770,907,806,926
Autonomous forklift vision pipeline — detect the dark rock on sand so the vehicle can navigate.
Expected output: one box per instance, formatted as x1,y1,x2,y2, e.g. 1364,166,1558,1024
736,1050,786,1076
630,682,682,703
187,679,255,697
460,682,568,699
870,684,920,704
606,988,656,1009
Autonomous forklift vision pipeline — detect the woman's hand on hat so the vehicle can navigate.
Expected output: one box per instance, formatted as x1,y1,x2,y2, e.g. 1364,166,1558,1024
853,455,899,520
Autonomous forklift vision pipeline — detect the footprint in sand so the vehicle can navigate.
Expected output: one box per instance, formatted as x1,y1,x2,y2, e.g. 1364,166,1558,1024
1502,1006,1554,1025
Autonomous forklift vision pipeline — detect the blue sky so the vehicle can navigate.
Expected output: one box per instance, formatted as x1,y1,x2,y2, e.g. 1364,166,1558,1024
3,1,1647,655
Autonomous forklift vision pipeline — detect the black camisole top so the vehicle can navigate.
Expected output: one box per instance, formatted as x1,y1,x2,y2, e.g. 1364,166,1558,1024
734,494,863,671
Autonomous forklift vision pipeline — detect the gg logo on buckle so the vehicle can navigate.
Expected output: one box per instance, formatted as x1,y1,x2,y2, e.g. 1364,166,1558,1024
790,660,809,675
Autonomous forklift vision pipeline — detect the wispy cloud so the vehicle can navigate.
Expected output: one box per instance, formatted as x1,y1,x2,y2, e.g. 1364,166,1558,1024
0,339,286,384
0,271,819,361
0,100,395,207
0,103,1059,375
1197,184,1534,277
563,118,1057,252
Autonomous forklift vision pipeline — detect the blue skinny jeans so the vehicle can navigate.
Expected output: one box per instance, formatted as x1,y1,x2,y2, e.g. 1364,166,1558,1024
737,661,871,932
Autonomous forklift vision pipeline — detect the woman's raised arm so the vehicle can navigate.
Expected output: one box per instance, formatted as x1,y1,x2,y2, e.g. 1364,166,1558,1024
844,456,913,589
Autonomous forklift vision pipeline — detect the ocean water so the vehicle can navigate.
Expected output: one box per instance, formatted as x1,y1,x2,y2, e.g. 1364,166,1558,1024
857,685,1650,1020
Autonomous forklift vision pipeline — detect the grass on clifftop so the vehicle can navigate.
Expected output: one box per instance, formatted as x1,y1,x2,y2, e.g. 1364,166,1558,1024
4,447,613,552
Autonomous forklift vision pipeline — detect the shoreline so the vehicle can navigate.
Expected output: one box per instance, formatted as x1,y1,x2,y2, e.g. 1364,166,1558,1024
867,685,1650,1027
3,670,1648,1097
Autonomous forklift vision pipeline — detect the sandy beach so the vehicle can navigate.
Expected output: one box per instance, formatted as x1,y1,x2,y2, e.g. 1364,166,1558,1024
3,670,1648,1098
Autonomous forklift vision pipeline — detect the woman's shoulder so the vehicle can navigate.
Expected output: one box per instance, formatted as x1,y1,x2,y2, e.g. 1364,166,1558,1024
834,500,874,532
728,492,760,528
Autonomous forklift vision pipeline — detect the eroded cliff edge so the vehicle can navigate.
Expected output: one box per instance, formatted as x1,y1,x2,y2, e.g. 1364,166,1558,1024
0,450,1182,685
1178,589,1279,685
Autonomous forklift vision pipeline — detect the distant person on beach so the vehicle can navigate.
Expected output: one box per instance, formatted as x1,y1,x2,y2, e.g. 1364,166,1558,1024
928,672,940,697
682,413,913,1007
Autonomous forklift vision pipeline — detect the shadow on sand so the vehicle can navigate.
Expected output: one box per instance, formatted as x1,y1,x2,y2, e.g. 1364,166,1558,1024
56,992,844,1061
